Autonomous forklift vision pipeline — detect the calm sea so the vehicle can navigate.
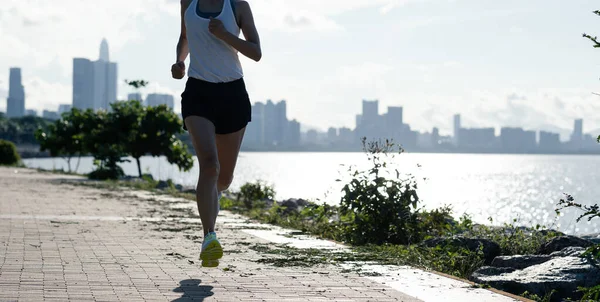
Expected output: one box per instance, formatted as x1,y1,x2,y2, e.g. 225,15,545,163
23,153,600,235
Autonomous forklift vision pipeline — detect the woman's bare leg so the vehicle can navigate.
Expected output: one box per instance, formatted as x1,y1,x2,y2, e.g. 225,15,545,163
216,127,246,194
185,116,219,236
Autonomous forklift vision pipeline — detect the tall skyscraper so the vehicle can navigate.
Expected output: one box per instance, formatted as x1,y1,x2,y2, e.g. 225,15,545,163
362,100,379,121
275,100,288,144
72,58,94,109
146,93,175,109
7,68,25,118
99,39,110,62
453,114,461,146
264,100,278,145
571,119,583,142
245,102,265,146
72,39,118,111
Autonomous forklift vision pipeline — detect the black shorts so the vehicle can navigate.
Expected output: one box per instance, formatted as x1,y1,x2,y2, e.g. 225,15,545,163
181,77,252,135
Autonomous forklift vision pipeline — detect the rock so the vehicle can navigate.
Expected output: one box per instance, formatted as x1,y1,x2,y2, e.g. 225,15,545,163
156,180,170,190
471,248,600,302
182,186,196,194
295,198,310,207
581,233,600,244
549,246,586,257
421,237,501,264
537,236,594,255
279,199,300,213
490,255,552,270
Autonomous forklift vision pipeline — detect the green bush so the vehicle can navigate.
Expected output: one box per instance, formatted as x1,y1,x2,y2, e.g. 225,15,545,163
237,181,276,209
338,138,452,245
0,139,21,166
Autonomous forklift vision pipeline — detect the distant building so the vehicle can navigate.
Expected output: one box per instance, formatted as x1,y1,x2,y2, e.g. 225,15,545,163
431,127,440,146
58,104,72,114
128,93,143,102
500,127,536,152
146,93,174,109
7,68,25,118
42,110,60,120
569,119,584,149
25,109,37,116
305,130,318,144
245,102,265,146
539,131,561,152
338,127,354,145
417,132,433,149
356,99,385,141
286,120,301,146
459,127,496,149
72,39,118,111
327,127,338,143
386,106,404,142
453,114,461,146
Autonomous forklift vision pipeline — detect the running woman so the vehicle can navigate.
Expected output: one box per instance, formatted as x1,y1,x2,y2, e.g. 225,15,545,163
171,0,261,267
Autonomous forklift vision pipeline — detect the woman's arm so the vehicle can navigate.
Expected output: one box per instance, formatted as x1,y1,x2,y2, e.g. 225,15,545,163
209,1,262,62
172,0,191,79
176,0,191,63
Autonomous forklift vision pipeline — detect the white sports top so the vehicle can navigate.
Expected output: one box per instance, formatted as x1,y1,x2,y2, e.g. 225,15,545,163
184,0,243,83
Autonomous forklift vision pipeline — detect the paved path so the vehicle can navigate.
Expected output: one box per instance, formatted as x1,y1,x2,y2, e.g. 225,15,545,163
0,167,525,302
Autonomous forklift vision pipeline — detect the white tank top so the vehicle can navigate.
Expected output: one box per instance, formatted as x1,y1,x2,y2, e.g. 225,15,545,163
184,0,243,83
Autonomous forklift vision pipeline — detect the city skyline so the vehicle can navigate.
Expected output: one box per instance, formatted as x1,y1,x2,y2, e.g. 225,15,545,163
1,1,600,135
72,39,118,111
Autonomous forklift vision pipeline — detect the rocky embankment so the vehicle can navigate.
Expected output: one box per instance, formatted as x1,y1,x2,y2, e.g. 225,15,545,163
470,235,599,301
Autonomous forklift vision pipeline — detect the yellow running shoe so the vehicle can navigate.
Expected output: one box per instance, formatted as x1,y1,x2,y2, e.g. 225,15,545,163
200,232,223,267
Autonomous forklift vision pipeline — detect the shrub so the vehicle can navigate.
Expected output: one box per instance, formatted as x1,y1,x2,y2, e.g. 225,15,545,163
237,181,276,209
338,138,452,245
0,139,21,166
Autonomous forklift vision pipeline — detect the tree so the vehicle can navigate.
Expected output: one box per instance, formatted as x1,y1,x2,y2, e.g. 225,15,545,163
35,109,90,173
107,100,193,177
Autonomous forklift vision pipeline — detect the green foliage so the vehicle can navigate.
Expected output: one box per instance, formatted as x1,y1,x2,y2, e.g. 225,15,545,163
521,290,556,302
338,138,450,245
125,79,149,90
578,285,600,302
104,100,193,178
32,83,193,179
35,108,91,172
0,114,52,145
466,218,559,255
0,139,21,166
237,181,276,209
556,194,599,223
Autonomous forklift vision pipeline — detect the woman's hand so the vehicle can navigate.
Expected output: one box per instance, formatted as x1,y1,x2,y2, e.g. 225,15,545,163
208,17,229,40
171,61,186,79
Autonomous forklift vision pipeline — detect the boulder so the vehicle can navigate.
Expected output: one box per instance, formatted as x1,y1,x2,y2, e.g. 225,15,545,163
156,180,170,190
470,248,600,302
421,237,501,264
537,236,594,255
279,199,300,213
490,255,552,270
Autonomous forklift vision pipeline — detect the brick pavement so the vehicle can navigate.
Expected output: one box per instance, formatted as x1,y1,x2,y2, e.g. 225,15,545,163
0,167,523,302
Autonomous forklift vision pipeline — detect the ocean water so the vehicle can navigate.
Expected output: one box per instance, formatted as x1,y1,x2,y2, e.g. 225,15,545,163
24,152,600,235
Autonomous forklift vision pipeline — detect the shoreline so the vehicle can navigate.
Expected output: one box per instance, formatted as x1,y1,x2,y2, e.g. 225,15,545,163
23,167,600,301
26,165,600,238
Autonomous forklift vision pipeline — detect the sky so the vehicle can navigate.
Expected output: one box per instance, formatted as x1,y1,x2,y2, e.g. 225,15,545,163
1,0,600,138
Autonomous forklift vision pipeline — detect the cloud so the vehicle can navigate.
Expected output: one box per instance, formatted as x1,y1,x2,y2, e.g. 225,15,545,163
248,0,420,33
507,93,527,102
